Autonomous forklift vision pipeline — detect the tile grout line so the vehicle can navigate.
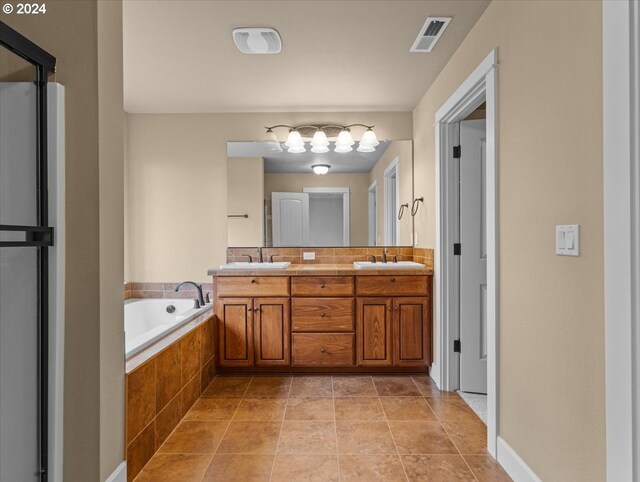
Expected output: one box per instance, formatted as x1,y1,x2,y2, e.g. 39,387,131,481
268,376,292,482
197,376,254,482
331,375,341,481
379,377,411,482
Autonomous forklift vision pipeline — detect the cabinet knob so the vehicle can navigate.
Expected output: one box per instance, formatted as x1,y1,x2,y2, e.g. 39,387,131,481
320,283,326,288
251,279,256,284
394,306,399,311
320,347,327,354
390,278,396,282
320,312,326,317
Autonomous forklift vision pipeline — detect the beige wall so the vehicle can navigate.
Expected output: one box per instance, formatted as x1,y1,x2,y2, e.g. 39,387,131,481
97,0,126,479
227,157,263,246
264,172,371,246
3,1,125,480
126,112,412,282
412,1,604,480
369,140,414,246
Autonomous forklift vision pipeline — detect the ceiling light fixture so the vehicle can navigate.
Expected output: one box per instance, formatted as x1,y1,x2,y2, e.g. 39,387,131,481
265,124,379,154
311,164,330,175
232,28,282,54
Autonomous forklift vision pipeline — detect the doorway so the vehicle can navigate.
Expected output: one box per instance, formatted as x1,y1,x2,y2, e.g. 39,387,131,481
383,158,400,245
434,49,498,456
271,188,350,247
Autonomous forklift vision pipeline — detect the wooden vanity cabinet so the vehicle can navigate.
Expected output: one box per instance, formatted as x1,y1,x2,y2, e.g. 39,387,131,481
214,273,431,371
216,277,290,368
356,276,432,367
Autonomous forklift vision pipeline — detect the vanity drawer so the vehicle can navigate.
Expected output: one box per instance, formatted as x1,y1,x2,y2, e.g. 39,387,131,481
356,276,430,297
292,298,354,332
216,277,290,297
292,333,355,367
291,276,354,297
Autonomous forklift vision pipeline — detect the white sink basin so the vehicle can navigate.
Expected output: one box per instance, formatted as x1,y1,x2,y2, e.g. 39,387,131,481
219,261,291,270
353,261,426,269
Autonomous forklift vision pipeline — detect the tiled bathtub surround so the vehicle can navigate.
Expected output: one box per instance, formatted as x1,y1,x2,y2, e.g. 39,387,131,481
226,246,434,268
126,315,216,481
124,282,213,301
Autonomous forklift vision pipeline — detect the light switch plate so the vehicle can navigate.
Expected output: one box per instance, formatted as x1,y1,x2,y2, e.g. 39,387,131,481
303,251,316,260
556,224,580,256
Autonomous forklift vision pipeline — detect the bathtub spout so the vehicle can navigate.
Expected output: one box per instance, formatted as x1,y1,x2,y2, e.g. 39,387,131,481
175,281,205,306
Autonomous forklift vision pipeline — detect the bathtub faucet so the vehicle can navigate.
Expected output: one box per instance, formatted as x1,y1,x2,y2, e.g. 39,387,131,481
175,281,205,306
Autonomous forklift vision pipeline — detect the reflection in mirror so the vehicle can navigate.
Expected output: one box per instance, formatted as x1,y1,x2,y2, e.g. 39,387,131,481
227,140,413,247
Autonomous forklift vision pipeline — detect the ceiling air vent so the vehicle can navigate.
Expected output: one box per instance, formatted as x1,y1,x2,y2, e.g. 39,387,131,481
233,28,282,54
410,17,452,53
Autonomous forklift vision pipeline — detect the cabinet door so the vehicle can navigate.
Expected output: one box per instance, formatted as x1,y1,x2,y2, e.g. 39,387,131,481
356,297,392,366
216,298,254,367
393,297,430,367
254,298,290,366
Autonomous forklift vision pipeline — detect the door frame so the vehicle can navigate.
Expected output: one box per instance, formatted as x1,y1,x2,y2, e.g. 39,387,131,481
603,1,639,480
383,157,400,245
368,181,377,246
433,49,498,456
303,187,350,246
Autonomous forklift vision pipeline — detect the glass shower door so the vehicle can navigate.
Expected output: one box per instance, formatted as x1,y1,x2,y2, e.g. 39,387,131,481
0,42,52,481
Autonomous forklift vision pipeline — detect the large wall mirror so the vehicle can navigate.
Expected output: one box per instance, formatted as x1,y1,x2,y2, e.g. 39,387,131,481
226,139,414,247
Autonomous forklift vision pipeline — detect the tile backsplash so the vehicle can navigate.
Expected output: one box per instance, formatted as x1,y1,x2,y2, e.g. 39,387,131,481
226,246,434,267
124,282,213,301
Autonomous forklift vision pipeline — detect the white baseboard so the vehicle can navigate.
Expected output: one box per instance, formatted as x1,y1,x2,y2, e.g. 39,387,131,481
104,461,126,482
496,436,541,482
430,362,442,388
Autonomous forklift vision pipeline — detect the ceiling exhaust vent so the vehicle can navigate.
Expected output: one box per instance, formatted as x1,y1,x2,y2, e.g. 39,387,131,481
233,28,282,54
410,17,452,53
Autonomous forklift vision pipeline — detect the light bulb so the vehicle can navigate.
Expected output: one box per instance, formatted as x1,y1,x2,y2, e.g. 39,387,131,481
356,144,376,153
287,144,306,153
310,130,329,147
335,129,355,147
311,145,330,153
264,129,283,152
334,144,353,153
285,130,304,148
311,164,330,175
360,128,379,147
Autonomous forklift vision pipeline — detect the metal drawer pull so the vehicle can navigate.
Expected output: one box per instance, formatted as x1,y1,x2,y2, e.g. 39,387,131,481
251,279,256,283
320,347,327,353
390,278,396,282
320,312,326,317
320,283,326,288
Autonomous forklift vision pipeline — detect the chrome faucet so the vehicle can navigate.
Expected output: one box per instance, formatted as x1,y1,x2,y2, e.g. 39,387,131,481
369,254,377,263
175,281,205,306
258,247,264,263
382,248,389,263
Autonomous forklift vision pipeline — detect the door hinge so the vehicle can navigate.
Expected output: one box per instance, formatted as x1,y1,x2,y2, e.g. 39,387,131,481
454,339,461,353
453,145,461,159
453,243,461,255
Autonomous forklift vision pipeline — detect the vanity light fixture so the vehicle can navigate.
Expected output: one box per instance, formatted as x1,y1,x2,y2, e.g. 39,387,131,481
263,128,283,153
310,130,330,153
265,124,379,154
311,164,330,175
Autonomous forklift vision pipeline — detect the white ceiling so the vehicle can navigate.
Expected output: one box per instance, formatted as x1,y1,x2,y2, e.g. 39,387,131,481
123,0,490,114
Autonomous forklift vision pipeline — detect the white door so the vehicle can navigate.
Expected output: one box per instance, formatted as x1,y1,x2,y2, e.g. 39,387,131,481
459,119,488,393
271,192,309,247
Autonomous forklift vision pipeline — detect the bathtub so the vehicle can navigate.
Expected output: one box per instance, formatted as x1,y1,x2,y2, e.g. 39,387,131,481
125,298,212,358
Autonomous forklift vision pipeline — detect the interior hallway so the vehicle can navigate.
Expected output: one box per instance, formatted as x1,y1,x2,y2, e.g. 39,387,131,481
134,375,511,481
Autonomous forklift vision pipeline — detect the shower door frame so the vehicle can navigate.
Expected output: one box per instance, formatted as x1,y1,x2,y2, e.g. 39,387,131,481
0,21,56,482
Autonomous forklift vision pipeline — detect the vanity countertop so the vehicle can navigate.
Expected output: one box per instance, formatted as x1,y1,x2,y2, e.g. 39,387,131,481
208,263,434,277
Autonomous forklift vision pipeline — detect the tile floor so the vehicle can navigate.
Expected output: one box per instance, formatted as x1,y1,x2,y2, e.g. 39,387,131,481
134,375,511,481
